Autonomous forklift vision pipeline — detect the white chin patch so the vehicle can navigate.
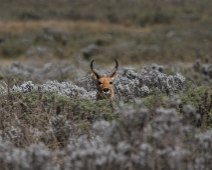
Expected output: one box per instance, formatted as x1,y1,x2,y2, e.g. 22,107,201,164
102,91,110,94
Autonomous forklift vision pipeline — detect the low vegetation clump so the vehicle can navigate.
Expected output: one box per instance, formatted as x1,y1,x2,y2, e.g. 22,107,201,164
0,61,211,169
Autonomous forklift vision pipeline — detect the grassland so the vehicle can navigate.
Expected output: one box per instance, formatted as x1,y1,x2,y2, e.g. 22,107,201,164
0,0,212,169
0,0,212,65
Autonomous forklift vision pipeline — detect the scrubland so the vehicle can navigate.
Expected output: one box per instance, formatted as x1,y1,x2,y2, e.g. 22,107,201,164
0,0,212,169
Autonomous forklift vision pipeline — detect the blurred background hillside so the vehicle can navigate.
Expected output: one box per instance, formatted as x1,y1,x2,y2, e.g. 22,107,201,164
0,0,211,67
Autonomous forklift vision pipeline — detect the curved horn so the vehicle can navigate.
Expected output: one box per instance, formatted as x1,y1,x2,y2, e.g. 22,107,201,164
114,59,119,72
111,59,118,77
90,60,100,79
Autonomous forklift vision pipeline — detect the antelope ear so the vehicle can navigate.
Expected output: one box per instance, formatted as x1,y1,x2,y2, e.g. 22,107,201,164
110,72,117,80
92,73,99,80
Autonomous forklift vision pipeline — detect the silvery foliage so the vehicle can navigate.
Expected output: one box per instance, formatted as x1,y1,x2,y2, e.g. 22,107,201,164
26,46,51,58
118,64,185,95
63,136,114,170
0,96,211,169
43,115,75,147
193,59,212,78
202,63,212,78
0,142,58,170
12,80,96,100
62,103,212,170
77,64,186,101
0,62,84,83
38,81,95,99
12,81,34,93
194,131,212,170
1,63,185,100
0,126,23,147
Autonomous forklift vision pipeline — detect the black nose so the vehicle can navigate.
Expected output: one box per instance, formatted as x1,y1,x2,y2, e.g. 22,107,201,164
103,88,109,92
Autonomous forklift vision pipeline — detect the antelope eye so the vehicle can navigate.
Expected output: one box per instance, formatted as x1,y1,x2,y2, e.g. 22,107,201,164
109,82,113,84
98,81,102,85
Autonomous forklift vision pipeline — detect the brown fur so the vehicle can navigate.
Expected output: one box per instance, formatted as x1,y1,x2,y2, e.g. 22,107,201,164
90,60,118,100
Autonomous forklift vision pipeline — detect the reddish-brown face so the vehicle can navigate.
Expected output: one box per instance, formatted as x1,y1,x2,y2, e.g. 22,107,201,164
98,77,115,94
90,59,118,100
94,74,117,99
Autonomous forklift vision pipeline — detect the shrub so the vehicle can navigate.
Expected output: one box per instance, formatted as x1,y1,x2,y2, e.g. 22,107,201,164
0,62,211,169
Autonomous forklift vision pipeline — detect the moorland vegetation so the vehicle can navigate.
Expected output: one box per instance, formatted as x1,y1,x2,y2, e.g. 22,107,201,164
0,0,212,169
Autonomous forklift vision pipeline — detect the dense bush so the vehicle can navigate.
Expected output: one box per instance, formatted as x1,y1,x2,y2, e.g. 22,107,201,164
0,100,212,169
0,143,57,170
0,61,212,169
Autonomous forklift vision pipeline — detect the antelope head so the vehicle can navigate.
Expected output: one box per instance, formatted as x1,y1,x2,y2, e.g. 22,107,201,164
90,59,118,100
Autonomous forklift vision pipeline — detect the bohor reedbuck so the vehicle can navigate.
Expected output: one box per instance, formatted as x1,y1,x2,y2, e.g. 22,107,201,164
90,59,118,100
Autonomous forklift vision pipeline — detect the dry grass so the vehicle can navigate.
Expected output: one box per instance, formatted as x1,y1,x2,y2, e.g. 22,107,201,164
0,20,150,35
